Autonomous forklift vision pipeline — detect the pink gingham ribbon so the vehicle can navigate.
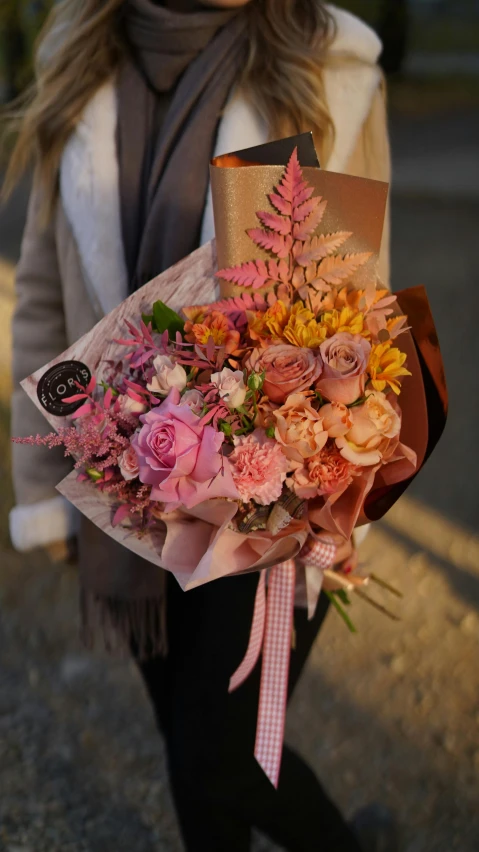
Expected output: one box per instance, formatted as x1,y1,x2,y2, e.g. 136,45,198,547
229,537,337,787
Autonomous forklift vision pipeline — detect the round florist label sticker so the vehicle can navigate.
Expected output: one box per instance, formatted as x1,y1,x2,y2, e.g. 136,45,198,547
37,361,92,417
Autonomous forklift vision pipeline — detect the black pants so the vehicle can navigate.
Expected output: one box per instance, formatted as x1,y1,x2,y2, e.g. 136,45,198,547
136,571,361,852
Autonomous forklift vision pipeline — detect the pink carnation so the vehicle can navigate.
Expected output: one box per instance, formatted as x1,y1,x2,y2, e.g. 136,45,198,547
229,429,290,506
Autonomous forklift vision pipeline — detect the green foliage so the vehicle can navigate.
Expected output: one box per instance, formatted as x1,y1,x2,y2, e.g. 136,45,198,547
144,301,185,341
218,420,233,438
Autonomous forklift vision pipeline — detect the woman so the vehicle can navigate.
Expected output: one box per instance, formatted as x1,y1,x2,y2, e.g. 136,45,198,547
8,1,393,849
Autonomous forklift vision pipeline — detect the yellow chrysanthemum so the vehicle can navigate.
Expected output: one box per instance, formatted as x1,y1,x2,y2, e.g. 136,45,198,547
281,301,325,348
248,300,290,341
248,311,271,341
321,306,366,338
368,341,411,395
283,316,327,349
264,300,291,337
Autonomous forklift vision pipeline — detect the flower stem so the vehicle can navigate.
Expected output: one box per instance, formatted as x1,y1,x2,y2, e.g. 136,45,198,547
324,590,357,633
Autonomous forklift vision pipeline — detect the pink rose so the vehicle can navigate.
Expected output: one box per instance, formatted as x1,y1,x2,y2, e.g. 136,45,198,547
274,393,328,462
180,389,204,416
291,444,356,499
119,444,139,481
247,344,322,404
320,402,353,437
336,390,401,467
316,333,370,405
132,388,239,509
229,429,290,505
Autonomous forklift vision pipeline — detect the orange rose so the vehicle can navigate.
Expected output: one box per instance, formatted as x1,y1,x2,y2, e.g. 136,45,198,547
335,390,401,467
274,393,328,463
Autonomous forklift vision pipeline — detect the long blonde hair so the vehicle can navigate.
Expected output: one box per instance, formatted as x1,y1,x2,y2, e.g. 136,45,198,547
5,0,335,219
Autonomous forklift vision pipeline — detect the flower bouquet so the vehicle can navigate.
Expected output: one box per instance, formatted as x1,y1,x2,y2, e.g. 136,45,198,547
17,135,447,785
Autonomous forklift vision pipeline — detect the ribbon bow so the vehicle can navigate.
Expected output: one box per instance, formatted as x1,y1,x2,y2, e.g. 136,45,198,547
229,537,337,787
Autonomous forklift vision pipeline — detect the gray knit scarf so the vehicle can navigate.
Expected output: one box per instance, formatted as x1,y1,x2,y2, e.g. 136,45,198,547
117,0,247,288
80,0,247,657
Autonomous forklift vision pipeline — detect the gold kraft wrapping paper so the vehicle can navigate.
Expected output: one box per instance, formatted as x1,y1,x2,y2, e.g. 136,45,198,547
209,151,447,526
210,156,389,296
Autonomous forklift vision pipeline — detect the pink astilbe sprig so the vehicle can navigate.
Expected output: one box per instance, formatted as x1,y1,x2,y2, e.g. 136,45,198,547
12,420,128,471
14,377,131,474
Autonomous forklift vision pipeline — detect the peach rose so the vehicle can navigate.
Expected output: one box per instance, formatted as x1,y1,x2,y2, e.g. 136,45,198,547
119,444,139,481
274,393,328,462
320,402,353,438
316,332,370,405
247,344,322,404
336,390,401,467
254,397,278,430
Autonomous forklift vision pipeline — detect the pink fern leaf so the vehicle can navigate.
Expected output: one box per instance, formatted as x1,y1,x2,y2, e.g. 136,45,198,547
268,259,290,284
275,148,303,203
268,192,292,216
292,265,305,290
315,252,372,286
293,195,322,223
219,292,268,313
293,184,315,207
217,260,270,289
204,292,268,328
292,199,327,240
256,211,291,235
293,231,352,266
247,228,292,258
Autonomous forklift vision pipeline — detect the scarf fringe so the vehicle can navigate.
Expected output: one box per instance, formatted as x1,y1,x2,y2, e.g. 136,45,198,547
80,583,168,660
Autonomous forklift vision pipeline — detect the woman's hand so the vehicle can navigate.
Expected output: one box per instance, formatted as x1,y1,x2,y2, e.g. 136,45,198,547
313,530,358,572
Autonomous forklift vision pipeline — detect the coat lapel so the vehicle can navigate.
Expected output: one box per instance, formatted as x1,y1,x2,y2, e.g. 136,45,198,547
60,81,128,316
60,5,382,316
